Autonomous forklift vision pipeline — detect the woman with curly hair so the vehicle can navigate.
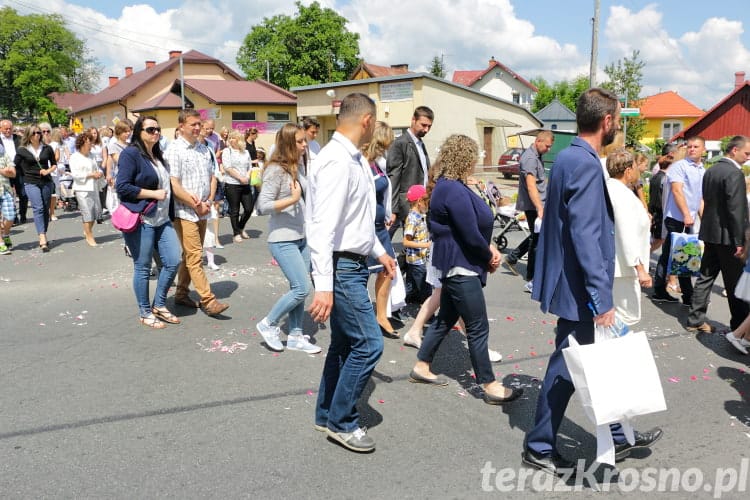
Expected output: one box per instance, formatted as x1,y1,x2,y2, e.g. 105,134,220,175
408,134,523,405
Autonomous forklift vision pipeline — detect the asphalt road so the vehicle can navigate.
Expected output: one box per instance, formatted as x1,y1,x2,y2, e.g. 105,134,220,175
1,190,749,499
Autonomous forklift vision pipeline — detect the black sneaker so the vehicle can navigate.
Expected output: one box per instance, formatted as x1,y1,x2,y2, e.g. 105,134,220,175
652,292,678,303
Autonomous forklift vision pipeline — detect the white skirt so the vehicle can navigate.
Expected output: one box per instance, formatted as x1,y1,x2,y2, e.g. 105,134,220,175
613,276,641,326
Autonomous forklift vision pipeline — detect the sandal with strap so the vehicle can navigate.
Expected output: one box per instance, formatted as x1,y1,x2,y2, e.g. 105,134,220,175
140,314,166,329
152,307,181,325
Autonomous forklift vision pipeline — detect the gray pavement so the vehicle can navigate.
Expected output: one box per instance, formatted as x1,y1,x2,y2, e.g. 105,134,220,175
1,191,749,499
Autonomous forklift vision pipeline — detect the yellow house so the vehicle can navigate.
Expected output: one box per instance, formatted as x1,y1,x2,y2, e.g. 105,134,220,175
132,79,297,151
291,73,541,166
636,91,703,145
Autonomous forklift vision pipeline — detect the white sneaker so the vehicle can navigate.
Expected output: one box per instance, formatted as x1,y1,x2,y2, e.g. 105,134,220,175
740,337,750,348
257,318,284,351
488,349,503,362
524,281,533,294
208,262,220,270
287,335,322,354
725,331,749,355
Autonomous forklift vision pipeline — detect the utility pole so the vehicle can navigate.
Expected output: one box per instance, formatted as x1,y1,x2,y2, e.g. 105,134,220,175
179,54,185,110
589,0,600,87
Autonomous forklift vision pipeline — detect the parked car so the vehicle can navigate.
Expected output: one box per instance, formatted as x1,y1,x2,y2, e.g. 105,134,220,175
497,147,524,178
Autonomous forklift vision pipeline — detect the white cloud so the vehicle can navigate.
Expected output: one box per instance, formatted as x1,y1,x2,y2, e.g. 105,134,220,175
604,5,750,109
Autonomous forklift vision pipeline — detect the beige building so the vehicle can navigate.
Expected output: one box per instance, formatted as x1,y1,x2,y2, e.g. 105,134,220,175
51,50,296,150
292,72,542,165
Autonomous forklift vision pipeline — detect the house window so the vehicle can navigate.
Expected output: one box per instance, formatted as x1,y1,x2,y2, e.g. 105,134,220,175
662,121,682,139
232,111,256,121
267,111,290,122
512,92,520,105
551,124,558,130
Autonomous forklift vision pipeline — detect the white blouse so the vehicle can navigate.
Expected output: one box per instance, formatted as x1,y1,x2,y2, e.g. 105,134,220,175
70,152,98,192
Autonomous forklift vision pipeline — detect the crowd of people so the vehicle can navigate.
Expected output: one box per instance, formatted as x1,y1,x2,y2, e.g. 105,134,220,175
2,88,749,464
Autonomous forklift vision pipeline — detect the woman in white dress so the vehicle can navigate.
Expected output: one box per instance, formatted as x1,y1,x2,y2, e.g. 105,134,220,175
70,131,104,246
605,149,652,325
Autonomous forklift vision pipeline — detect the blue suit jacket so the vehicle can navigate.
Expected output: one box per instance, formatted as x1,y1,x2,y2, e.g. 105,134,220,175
115,145,172,218
531,137,615,321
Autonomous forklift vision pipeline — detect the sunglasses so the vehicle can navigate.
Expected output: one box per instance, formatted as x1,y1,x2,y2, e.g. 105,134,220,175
32,131,42,136
144,126,161,134
41,130,51,134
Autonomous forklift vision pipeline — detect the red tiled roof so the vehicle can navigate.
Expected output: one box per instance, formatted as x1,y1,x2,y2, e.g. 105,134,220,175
48,92,95,112
349,62,411,79
183,79,296,105
451,59,538,92
131,92,183,113
452,70,484,86
73,50,243,114
637,91,703,118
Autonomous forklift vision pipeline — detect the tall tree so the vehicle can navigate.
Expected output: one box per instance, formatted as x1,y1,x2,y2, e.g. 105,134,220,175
530,75,589,113
0,7,92,124
237,1,360,89
429,55,445,78
602,50,647,146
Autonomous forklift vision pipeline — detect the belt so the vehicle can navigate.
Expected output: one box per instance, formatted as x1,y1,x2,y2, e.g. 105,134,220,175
333,251,367,263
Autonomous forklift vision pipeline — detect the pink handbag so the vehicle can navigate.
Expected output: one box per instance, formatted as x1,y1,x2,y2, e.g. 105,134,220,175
111,201,156,233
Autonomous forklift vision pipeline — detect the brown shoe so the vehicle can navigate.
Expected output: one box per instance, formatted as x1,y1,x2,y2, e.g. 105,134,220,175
203,301,229,316
686,322,714,333
175,295,200,308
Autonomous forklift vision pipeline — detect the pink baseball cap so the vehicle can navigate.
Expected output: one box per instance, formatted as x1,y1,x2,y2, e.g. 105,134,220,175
406,184,427,202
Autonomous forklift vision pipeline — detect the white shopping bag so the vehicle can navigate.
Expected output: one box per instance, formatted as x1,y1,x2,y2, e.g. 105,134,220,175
105,185,120,212
562,331,667,465
387,267,406,317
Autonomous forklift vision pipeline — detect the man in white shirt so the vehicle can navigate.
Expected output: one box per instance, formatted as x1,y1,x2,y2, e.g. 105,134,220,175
307,93,397,453
1,119,26,224
166,110,228,317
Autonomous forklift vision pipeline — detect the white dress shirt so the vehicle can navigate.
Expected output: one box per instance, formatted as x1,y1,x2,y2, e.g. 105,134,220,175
306,132,385,292
0,134,16,161
407,129,428,186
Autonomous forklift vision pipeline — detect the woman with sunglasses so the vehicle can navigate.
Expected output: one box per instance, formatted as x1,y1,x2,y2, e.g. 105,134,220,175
70,130,103,246
116,117,182,329
13,124,57,251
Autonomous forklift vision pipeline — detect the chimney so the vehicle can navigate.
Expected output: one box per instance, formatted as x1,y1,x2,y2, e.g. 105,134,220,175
735,71,746,90
108,76,119,87
169,50,183,59
125,66,133,77
390,64,408,72
489,56,496,67
145,60,156,69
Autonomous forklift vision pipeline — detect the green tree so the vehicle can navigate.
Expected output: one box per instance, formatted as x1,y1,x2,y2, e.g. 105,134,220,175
0,7,92,124
530,75,589,113
429,55,445,78
237,1,360,89
602,50,647,147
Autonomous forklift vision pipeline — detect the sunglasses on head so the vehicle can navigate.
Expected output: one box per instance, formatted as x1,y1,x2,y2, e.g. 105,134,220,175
144,126,161,134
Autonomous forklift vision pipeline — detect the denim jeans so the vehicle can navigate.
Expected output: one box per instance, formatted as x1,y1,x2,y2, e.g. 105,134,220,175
315,256,384,432
405,263,431,303
417,274,495,384
267,239,311,334
123,221,182,317
24,182,53,235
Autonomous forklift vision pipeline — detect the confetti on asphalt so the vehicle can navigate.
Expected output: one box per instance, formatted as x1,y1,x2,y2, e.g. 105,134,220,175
668,377,681,383
506,316,515,321
690,375,698,381
378,399,385,404
198,339,249,354
306,390,314,396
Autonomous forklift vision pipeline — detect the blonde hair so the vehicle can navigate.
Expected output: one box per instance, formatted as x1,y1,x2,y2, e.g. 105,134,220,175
228,130,246,152
606,148,634,179
432,134,479,182
363,121,394,162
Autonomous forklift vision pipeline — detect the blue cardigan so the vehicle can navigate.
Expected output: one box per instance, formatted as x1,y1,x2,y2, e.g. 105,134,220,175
429,177,494,286
115,145,172,218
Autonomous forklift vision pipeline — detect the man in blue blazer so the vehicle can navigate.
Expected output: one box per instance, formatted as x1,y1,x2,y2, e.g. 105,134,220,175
522,88,662,475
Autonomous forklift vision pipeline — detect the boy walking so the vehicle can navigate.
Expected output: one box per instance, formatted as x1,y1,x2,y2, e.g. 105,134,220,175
403,184,431,304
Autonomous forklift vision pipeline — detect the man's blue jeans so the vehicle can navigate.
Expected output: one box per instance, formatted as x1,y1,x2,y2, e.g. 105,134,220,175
123,221,182,318
267,239,311,334
315,256,384,433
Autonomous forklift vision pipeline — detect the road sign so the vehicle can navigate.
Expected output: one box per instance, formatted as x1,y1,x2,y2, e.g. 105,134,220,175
621,107,640,117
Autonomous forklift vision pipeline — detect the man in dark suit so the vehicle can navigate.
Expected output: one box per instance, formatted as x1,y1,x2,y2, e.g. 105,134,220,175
386,106,433,235
687,136,750,333
0,119,25,224
522,88,662,476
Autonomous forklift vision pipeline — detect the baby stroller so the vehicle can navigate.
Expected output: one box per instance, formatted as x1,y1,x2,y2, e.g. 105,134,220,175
58,171,78,211
493,203,530,251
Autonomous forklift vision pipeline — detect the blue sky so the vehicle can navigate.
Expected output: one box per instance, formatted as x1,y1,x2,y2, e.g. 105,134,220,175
2,0,749,109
